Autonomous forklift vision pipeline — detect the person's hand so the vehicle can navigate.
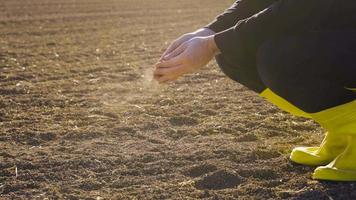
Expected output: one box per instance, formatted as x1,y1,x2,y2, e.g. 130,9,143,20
154,35,220,83
159,28,215,61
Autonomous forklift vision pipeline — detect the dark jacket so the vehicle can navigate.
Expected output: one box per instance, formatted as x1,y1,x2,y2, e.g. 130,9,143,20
206,0,356,64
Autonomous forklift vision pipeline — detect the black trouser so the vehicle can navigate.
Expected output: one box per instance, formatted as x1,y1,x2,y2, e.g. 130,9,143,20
216,31,356,113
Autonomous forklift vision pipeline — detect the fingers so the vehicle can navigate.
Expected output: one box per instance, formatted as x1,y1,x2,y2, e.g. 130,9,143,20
154,64,184,83
156,75,177,83
163,43,187,61
154,45,188,84
159,40,180,61
156,55,182,69
159,34,191,61
154,64,183,76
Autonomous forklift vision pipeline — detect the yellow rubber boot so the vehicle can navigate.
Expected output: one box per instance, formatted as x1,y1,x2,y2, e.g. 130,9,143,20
290,132,347,166
260,89,347,166
310,100,356,181
313,136,356,181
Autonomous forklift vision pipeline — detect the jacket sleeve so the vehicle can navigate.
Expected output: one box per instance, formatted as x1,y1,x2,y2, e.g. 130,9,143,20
205,0,277,33
214,0,334,63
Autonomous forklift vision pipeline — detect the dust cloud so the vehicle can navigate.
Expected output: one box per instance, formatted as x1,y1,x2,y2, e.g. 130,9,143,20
99,66,166,112
139,67,162,93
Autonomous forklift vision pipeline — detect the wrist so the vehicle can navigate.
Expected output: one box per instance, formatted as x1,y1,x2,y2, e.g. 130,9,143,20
195,28,215,37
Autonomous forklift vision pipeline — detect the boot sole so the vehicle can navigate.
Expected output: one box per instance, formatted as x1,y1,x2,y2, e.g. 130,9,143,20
313,166,356,181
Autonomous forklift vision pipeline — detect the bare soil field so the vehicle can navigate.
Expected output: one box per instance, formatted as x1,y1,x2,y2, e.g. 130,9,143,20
1,0,356,199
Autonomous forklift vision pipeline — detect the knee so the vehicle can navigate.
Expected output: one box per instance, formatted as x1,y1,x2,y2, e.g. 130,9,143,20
256,37,304,89
256,40,285,88
215,54,241,83
215,54,227,71
216,54,266,93
215,54,236,78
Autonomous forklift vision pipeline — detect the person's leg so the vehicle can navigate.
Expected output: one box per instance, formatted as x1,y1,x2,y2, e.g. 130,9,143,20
257,32,356,113
215,54,266,93
257,31,356,180
216,53,311,118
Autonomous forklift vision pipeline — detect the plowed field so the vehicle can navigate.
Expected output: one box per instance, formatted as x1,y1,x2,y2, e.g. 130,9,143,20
1,0,355,199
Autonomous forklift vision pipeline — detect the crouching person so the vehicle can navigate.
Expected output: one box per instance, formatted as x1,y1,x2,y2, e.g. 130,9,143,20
154,0,356,181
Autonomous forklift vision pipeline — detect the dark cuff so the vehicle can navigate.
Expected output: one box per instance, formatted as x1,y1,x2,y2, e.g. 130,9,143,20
205,19,227,33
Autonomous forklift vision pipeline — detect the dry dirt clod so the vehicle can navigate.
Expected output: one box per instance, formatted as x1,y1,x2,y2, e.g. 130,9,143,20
195,170,244,190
